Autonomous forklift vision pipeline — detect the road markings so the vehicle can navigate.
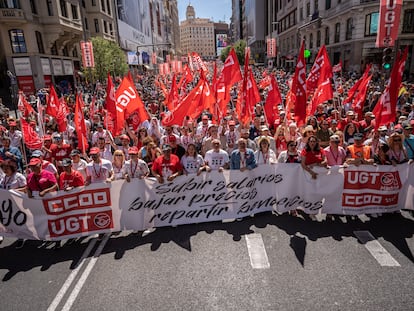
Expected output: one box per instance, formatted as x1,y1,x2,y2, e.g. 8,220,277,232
47,238,98,311
354,231,400,267
61,233,110,311
245,233,270,269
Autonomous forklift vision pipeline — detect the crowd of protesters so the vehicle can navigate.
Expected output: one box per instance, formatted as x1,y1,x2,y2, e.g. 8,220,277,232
0,64,414,248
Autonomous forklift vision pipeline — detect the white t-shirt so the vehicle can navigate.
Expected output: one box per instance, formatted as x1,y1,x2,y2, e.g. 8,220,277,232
0,172,27,190
254,149,277,165
122,159,149,178
86,159,113,183
72,159,88,181
181,154,204,174
204,149,229,171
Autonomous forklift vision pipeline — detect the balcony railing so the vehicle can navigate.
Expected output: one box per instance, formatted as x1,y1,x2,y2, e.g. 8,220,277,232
0,8,25,22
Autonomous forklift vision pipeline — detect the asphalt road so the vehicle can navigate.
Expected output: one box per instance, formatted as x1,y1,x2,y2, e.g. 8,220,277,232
1,211,413,311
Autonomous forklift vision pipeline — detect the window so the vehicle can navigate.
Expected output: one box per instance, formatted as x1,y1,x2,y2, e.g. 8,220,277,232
103,20,107,33
334,22,340,43
92,0,96,6
346,18,353,40
306,2,310,17
9,29,27,53
94,18,99,33
0,0,19,8
106,0,110,15
35,31,44,53
84,17,88,29
71,4,78,19
72,47,78,57
402,9,414,33
100,0,105,12
309,33,313,48
30,0,37,14
325,26,330,44
325,0,331,10
60,0,67,17
364,12,378,36
46,0,53,16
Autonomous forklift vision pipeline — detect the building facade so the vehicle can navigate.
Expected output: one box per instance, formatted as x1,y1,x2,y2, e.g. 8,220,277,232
271,0,414,75
179,4,215,59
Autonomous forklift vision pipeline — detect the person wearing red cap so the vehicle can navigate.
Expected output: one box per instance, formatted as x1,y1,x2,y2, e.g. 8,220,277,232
85,147,113,185
7,120,22,149
123,146,149,181
26,158,58,198
51,134,72,173
42,135,55,163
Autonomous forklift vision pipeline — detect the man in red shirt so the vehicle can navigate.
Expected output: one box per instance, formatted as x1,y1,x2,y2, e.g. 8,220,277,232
26,158,58,198
59,158,85,191
52,134,72,173
151,144,183,184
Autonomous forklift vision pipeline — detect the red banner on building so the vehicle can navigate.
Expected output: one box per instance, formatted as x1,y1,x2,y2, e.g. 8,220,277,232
80,41,95,67
17,76,35,94
376,0,402,48
266,38,276,58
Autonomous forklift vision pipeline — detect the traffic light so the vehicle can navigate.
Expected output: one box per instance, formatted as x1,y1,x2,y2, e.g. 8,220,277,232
382,47,392,70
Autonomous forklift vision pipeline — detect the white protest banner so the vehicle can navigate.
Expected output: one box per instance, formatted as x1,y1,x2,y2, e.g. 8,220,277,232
0,164,412,240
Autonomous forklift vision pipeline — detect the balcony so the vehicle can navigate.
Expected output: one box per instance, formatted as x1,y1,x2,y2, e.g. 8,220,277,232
0,8,26,25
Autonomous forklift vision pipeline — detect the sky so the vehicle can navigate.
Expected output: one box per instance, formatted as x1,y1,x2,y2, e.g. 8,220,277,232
177,0,232,24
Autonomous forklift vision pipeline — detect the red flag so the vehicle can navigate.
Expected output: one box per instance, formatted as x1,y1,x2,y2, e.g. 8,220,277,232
306,45,332,98
343,65,372,106
373,47,408,128
236,48,261,125
264,75,283,126
46,85,60,118
258,75,271,89
21,118,42,150
307,47,334,115
18,92,35,118
75,94,89,153
221,48,242,87
291,40,307,126
351,73,372,120
167,74,179,111
177,64,193,89
115,77,149,135
56,97,68,132
332,60,342,73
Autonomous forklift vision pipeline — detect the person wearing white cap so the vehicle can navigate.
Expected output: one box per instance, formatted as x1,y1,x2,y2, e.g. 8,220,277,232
324,135,347,166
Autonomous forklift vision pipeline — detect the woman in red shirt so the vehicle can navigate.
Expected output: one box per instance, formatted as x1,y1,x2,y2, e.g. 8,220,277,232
301,136,327,179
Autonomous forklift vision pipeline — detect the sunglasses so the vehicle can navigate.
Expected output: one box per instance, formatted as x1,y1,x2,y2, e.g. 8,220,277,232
393,139,401,142
288,144,297,147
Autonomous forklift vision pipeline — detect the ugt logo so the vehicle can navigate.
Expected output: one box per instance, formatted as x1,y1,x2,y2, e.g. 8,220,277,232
116,87,136,112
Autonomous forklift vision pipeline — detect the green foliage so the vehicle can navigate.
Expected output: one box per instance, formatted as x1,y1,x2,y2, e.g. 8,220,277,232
85,37,128,82
220,40,247,65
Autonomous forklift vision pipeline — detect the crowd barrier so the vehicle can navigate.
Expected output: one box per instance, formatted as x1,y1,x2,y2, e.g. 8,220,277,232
1,163,413,240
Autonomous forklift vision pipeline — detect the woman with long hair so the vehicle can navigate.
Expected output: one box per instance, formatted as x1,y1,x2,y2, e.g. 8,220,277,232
142,141,162,173
301,136,327,179
277,140,301,163
344,122,358,145
180,143,206,175
387,133,408,165
111,150,126,180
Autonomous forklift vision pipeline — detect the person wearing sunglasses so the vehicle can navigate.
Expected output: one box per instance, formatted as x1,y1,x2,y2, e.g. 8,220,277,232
387,133,408,165
324,135,346,166
277,140,301,163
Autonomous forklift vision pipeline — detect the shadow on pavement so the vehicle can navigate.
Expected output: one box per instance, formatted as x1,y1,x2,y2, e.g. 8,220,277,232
0,211,413,281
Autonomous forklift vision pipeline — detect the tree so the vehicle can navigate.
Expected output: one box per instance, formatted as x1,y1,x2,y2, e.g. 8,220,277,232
85,37,128,82
220,40,247,65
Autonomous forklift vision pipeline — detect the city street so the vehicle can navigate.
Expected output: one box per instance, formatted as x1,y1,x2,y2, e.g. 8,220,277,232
1,210,413,311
